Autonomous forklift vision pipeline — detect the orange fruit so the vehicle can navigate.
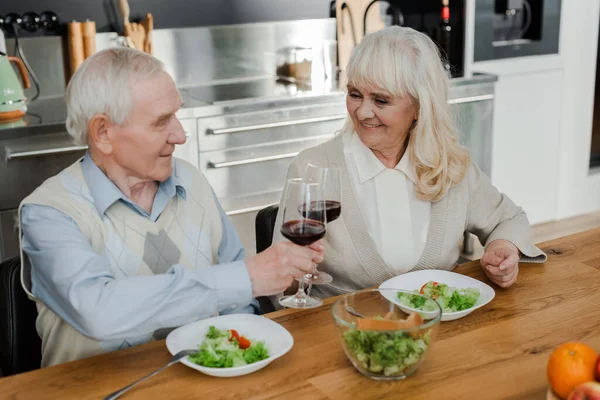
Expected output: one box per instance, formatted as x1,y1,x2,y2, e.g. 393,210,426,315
547,342,598,399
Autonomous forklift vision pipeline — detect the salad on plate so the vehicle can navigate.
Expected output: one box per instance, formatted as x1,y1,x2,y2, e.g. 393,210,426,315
397,281,480,313
189,326,270,368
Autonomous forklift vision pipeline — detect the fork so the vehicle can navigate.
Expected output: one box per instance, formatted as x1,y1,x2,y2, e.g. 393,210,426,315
104,349,197,400
118,0,145,51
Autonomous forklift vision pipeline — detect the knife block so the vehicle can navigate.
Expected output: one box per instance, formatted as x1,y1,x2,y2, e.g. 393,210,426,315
336,0,385,85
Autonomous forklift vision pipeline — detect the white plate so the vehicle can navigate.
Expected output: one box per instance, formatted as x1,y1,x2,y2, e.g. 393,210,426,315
166,314,294,377
379,270,495,321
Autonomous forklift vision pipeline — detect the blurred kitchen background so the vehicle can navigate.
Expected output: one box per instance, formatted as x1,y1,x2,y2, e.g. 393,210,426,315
0,0,599,262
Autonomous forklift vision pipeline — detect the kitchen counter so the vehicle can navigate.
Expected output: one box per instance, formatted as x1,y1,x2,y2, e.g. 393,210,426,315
0,72,497,135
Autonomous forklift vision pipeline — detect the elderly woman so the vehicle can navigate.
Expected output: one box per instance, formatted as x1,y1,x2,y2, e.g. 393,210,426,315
272,26,546,301
19,47,323,367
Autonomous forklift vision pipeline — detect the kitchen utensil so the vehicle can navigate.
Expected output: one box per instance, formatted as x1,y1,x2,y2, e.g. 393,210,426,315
0,51,30,122
82,20,96,59
67,21,85,76
345,305,366,318
335,0,385,82
125,23,145,51
103,349,197,400
118,0,141,50
141,13,153,54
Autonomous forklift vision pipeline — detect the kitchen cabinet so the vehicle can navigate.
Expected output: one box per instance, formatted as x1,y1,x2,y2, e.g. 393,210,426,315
452,94,494,178
195,100,347,255
488,70,563,224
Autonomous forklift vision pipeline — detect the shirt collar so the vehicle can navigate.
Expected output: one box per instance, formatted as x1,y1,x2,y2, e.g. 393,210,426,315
347,132,418,185
80,153,187,216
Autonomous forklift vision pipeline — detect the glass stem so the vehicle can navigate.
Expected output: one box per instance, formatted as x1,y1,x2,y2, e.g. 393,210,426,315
311,264,319,278
294,275,309,303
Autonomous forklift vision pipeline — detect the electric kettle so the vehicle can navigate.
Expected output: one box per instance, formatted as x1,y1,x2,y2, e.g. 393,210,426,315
0,51,30,122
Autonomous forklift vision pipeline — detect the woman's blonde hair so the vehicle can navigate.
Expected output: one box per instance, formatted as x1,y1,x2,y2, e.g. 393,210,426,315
342,26,470,202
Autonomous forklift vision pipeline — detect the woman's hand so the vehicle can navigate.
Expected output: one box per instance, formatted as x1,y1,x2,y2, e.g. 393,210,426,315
480,239,520,288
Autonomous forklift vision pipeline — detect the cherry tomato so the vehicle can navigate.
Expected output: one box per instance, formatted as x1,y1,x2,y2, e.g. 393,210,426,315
238,336,251,349
229,329,240,342
419,282,439,298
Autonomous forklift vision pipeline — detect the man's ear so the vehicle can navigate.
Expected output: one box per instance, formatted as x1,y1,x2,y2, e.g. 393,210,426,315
88,114,113,155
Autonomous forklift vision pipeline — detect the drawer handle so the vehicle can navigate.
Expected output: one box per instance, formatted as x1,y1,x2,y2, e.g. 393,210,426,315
206,114,347,135
6,145,89,160
226,203,278,216
207,152,298,169
448,94,494,105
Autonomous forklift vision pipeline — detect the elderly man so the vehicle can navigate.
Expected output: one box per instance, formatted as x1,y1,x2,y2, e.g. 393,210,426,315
19,47,323,367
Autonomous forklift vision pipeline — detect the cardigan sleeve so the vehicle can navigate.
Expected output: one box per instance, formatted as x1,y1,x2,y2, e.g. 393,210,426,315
465,162,547,263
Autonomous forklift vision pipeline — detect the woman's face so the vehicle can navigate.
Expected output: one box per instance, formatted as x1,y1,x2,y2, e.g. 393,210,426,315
346,84,418,156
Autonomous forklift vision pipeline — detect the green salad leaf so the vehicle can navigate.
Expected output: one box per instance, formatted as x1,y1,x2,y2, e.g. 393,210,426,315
343,329,430,376
243,342,269,364
397,281,480,313
188,326,269,368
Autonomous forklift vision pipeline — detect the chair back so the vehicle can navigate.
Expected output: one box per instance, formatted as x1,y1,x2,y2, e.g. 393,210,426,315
255,204,279,253
0,256,41,377
254,204,279,314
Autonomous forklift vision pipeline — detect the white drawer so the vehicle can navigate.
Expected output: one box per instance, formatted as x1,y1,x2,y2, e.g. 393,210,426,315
197,102,346,152
200,135,334,200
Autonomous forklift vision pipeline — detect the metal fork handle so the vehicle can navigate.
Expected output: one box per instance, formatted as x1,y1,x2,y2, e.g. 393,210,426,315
103,357,182,400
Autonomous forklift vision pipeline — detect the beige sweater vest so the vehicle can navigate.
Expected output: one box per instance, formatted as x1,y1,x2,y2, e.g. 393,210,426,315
19,158,223,367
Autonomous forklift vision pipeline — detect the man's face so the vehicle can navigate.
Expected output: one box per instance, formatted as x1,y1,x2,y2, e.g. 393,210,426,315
108,71,186,182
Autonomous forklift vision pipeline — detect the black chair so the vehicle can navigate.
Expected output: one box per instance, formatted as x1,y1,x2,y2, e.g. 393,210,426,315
254,204,279,314
255,204,279,254
0,256,42,377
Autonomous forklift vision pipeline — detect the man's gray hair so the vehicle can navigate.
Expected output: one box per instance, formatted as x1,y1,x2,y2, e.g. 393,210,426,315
65,47,166,145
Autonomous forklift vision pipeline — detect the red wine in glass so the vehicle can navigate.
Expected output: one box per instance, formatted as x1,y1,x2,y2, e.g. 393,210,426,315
280,219,326,246
298,200,342,223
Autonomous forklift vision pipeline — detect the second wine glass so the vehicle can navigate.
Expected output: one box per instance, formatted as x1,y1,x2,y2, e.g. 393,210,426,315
302,163,342,285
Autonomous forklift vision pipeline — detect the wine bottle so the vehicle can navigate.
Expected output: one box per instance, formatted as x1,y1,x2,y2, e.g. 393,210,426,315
437,1,453,76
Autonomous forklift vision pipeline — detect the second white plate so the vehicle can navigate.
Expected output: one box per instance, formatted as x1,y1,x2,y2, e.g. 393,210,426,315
379,270,495,321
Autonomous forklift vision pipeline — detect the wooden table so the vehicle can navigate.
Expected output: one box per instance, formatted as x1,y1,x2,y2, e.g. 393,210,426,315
3,229,600,399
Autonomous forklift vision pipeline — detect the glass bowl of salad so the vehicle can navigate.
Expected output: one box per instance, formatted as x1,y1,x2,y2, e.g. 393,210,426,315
331,288,442,380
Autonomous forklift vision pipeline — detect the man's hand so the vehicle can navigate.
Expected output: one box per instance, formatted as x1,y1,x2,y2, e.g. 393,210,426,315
246,240,325,297
480,239,520,288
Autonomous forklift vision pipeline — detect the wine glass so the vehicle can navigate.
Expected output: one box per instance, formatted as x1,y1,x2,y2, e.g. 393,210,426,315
302,163,342,285
278,178,326,309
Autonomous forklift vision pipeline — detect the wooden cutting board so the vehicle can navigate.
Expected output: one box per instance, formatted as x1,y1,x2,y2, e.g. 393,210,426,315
336,0,385,85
